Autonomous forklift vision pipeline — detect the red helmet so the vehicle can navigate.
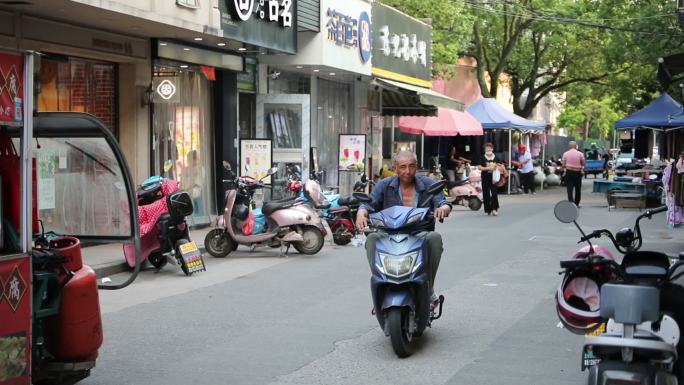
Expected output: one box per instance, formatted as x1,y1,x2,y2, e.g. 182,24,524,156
556,245,615,335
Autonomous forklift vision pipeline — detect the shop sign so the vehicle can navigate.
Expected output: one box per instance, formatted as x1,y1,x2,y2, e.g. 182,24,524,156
219,0,297,53
237,59,257,91
152,77,180,104
0,52,23,124
0,257,31,384
325,8,372,64
371,2,432,87
231,0,293,27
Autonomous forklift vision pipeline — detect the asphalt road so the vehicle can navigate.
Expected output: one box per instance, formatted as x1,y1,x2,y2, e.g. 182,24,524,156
81,183,683,385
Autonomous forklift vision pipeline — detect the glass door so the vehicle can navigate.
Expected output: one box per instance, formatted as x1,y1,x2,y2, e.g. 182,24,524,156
256,94,310,200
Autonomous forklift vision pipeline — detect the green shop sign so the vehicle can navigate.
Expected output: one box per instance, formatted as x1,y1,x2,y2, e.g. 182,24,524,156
219,0,297,54
371,2,432,87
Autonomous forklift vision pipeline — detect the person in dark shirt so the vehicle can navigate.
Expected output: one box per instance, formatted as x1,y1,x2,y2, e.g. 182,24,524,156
478,142,501,216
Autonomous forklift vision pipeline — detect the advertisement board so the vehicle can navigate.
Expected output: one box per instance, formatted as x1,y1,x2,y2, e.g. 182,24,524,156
0,256,30,385
0,53,23,125
240,139,273,184
338,134,366,172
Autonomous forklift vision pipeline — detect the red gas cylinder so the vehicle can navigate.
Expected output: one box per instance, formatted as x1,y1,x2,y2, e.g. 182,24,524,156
49,236,82,271
46,264,103,362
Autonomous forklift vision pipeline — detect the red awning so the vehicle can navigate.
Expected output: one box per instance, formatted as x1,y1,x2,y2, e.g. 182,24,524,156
397,107,483,136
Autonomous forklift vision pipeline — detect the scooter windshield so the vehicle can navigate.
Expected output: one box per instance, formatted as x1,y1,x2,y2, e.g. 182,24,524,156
369,206,429,231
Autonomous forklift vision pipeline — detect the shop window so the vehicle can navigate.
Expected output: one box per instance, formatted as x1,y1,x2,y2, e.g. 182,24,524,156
37,58,117,136
152,65,214,225
316,78,350,189
239,92,256,139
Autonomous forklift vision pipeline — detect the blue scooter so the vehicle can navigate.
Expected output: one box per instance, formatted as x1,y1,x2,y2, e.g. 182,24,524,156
354,181,446,357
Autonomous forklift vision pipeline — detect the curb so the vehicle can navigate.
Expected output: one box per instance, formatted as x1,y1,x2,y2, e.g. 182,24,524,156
93,245,207,278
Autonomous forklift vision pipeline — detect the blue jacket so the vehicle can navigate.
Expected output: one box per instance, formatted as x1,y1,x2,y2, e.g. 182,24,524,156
361,176,451,213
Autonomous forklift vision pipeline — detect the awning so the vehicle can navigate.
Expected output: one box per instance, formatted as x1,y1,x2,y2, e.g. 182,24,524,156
397,107,483,136
373,78,465,116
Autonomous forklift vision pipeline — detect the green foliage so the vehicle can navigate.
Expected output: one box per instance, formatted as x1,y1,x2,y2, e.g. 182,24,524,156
557,98,625,140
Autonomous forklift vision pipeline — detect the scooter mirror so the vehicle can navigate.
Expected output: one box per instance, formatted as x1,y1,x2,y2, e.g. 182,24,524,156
353,192,372,203
426,181,446,195
554,201,579,223
267,166,278,175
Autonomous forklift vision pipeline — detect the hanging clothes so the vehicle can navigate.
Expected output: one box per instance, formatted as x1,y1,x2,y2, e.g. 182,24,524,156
633,129,649,159
662,163,684,228
529,133,542,157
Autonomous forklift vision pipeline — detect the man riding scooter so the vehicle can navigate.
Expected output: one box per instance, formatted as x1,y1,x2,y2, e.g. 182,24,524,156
356,150,452,305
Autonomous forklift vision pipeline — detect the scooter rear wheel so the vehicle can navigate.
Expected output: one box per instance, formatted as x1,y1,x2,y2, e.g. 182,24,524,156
148,252,166,270
204,229,234,257
468,197,482,211
332,225,352,246
387,308,413,358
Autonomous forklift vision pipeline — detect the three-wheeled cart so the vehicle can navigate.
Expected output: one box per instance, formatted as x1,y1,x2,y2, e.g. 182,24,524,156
0,51,141,385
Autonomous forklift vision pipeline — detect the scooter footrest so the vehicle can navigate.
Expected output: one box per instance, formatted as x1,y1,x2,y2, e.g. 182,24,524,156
585,335,677,361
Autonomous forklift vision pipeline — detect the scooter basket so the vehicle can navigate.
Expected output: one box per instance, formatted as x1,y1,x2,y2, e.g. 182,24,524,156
167,191,194,220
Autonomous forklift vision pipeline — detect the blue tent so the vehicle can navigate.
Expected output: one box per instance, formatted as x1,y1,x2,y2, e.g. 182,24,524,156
466,98,546,131
614,93,684,130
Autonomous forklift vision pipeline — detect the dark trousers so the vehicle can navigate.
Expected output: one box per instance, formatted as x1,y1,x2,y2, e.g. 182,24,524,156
566,170,582,205
365,231,443,292
521,171,535,193
482,176,500,214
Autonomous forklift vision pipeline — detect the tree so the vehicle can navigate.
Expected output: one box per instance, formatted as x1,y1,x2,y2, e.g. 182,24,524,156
464,0,684,117
557,97,624,141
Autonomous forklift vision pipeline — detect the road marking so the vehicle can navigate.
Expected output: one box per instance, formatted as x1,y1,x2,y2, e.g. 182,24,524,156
482,283,498,287
528,235,537,241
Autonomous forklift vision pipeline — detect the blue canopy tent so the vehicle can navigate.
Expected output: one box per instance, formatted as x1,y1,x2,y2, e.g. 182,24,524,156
614,93,684,160
467,98,546,193
614,93,684,130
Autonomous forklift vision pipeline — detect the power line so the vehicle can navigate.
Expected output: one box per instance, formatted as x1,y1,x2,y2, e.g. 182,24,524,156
461,0,683,37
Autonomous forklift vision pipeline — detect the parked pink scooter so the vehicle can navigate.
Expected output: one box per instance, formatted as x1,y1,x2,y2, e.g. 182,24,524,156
204,167,327,257
446,176,482,211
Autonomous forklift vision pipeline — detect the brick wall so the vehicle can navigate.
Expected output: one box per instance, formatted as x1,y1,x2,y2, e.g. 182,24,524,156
38,58,117,136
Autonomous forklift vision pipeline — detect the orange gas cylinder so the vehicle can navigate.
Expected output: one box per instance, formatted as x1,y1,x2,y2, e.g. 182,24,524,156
46,264,103,362
49,236,82,271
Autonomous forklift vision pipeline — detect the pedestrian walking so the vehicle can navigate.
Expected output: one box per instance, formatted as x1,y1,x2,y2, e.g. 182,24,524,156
562,141,585,207
517,143,535,194
478,143,501,216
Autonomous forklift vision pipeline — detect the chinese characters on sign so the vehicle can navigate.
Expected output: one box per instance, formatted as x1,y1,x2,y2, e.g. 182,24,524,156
231,0,292,27
378,25,427,67
326,9,372,63
0,258,31,384
240,139,273,183
0,52,24,124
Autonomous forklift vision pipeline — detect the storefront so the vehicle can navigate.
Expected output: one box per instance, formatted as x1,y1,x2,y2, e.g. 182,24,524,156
370,2,463,171
259,0,376,196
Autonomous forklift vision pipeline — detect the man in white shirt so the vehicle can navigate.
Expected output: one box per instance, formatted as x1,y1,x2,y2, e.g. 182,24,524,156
517,144,535,194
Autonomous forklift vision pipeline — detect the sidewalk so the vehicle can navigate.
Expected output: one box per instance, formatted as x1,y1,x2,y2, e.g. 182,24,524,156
85,226,213,277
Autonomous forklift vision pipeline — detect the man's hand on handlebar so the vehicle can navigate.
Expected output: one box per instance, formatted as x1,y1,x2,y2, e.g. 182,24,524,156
435,205,451,222
356,208,369,231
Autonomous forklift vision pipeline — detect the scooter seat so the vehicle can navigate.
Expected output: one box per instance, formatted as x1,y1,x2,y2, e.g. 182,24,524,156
262,197,298,216
338,196,359,206
447,178,470,189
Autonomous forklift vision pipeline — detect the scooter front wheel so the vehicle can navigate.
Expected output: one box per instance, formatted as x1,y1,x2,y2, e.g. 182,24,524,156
204,229,234,257
387,308,413,358
293,226,325,255
468,196,482,211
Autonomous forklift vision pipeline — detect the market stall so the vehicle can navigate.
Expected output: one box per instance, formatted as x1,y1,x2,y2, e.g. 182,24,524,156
466,98,547,194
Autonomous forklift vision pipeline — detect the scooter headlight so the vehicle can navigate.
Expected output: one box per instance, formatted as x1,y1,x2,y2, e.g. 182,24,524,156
379,251,419,278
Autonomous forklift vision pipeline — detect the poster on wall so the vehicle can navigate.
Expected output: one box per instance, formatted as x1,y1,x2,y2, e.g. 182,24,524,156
0,52,24,124
240,139,273,184
338,134,366,172
0,256,31,385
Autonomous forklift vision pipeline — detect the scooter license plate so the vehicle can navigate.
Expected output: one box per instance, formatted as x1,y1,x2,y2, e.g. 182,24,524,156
581,323,606,371
179,241,206,274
